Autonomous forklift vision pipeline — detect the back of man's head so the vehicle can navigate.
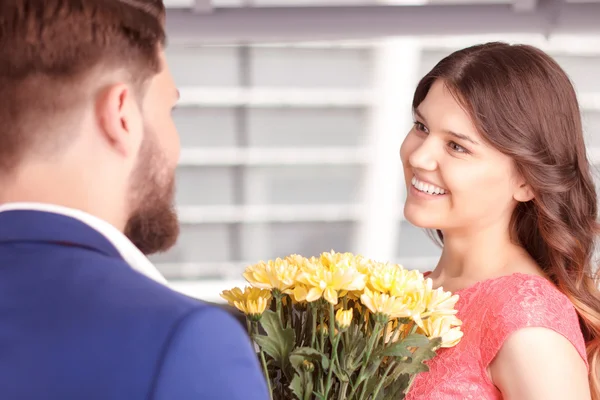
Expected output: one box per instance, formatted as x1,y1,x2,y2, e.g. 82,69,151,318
0,0,182,255
0,0,166,172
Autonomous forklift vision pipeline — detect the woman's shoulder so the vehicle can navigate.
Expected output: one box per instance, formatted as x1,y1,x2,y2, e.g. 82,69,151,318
473,272,575,318
453,272,575,319
471,273,587,367
473,273,580,332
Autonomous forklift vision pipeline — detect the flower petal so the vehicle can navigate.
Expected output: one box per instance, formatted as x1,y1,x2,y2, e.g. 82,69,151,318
306,287,324,302
324,287,338,305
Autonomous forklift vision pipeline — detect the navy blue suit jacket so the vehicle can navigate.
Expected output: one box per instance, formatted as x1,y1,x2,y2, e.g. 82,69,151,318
0,210,269,399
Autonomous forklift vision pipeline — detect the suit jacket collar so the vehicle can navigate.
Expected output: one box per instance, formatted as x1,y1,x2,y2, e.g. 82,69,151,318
0,209,123,260
0,202,168,285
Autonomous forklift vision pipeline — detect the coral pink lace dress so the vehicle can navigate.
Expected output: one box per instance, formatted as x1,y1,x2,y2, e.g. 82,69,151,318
406,273,588,399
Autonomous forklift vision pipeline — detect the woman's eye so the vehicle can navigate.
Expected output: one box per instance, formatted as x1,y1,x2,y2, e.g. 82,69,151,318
413,121,428,133
449,141,468,153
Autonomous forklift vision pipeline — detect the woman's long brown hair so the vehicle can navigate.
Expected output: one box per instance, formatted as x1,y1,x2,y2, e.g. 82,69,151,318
414,42,600,397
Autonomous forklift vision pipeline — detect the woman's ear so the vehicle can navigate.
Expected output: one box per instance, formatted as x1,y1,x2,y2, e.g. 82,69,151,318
514,182,535,203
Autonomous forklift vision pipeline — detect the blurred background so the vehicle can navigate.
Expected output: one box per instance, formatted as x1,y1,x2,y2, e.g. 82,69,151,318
154,0,600,302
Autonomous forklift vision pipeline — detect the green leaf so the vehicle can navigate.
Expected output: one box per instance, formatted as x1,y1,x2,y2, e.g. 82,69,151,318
290,372,314,400
364,358,382,380
379,333,430,358
290,347,330,372
382,372,411,399
254,310,296,371
383,337,442,387
362,374,382,398
290,374,303,400
379,342,412,358
407,336,441,374
401,333,431,347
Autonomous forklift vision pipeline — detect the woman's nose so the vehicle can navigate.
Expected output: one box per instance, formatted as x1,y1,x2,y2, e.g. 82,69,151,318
408,138,440,171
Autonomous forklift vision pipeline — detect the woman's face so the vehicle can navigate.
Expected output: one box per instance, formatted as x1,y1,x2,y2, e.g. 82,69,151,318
400,79,527,236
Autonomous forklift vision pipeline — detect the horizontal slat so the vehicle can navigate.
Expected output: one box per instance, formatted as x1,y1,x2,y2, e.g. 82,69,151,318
420,34,600,56
241,33,600,53
580,94,600,113
168,34,600,55
177,204,368,223
157,261,249,279
177,145,600,168
165,5,600,44
177,86,600,111
170,279,248,303
178,87,372,107
178,147,370,166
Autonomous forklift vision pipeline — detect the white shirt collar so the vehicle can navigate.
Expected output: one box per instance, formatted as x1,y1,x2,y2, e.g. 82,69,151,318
0,202,168,286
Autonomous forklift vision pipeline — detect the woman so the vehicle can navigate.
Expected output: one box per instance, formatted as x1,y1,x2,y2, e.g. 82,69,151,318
401,42,599,399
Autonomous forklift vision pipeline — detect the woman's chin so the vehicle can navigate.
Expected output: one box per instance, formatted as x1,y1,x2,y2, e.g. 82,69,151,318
403,209,443,230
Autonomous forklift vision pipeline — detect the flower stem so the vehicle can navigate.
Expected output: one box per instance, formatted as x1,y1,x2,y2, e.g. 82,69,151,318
275,293,284,326
319,305,325,352
310,303,317,348
370,360,395,399
254,322,273,400
338,382,349,400
324,333,341,398
286,294,293,329
348,320,383,399
328,302,335,345
318,306,325,393
323,303,340,398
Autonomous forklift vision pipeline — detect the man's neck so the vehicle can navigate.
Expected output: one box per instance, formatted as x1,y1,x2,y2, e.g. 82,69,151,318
0,166,127,232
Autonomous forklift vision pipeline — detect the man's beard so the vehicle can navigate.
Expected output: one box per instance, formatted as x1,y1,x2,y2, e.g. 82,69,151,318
124,132,179,255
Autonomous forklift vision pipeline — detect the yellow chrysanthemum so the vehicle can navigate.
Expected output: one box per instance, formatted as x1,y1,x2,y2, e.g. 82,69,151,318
292,284,309,303
356,259,378,276
243,258,299,293
370,265,424,296
220,287,272,319
364,263,429,321
418,314,463,348
367,263,400,292
413,278,460,329
335,308,353,330
318,250,362,270
360,288,413,320
295,260,366,305
422,279,460,317
286,254,316,271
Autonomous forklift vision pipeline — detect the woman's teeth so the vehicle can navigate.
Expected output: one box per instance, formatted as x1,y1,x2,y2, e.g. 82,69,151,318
411,176,446,195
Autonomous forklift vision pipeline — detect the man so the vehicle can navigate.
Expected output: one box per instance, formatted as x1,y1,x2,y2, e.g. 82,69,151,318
0,0,269,399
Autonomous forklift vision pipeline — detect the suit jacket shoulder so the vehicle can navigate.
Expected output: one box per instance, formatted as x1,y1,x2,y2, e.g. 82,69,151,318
0,210,268,400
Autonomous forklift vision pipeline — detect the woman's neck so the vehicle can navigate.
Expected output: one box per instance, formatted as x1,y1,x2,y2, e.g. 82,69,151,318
429,222,539,289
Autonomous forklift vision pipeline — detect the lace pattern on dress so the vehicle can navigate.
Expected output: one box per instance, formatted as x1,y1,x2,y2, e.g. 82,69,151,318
405,273,587,400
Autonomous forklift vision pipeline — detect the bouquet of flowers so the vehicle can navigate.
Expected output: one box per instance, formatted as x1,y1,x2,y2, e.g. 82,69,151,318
221,251,463,400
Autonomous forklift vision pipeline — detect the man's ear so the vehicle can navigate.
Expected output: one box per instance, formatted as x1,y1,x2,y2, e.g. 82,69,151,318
514,181,535,203
96,84,142,157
